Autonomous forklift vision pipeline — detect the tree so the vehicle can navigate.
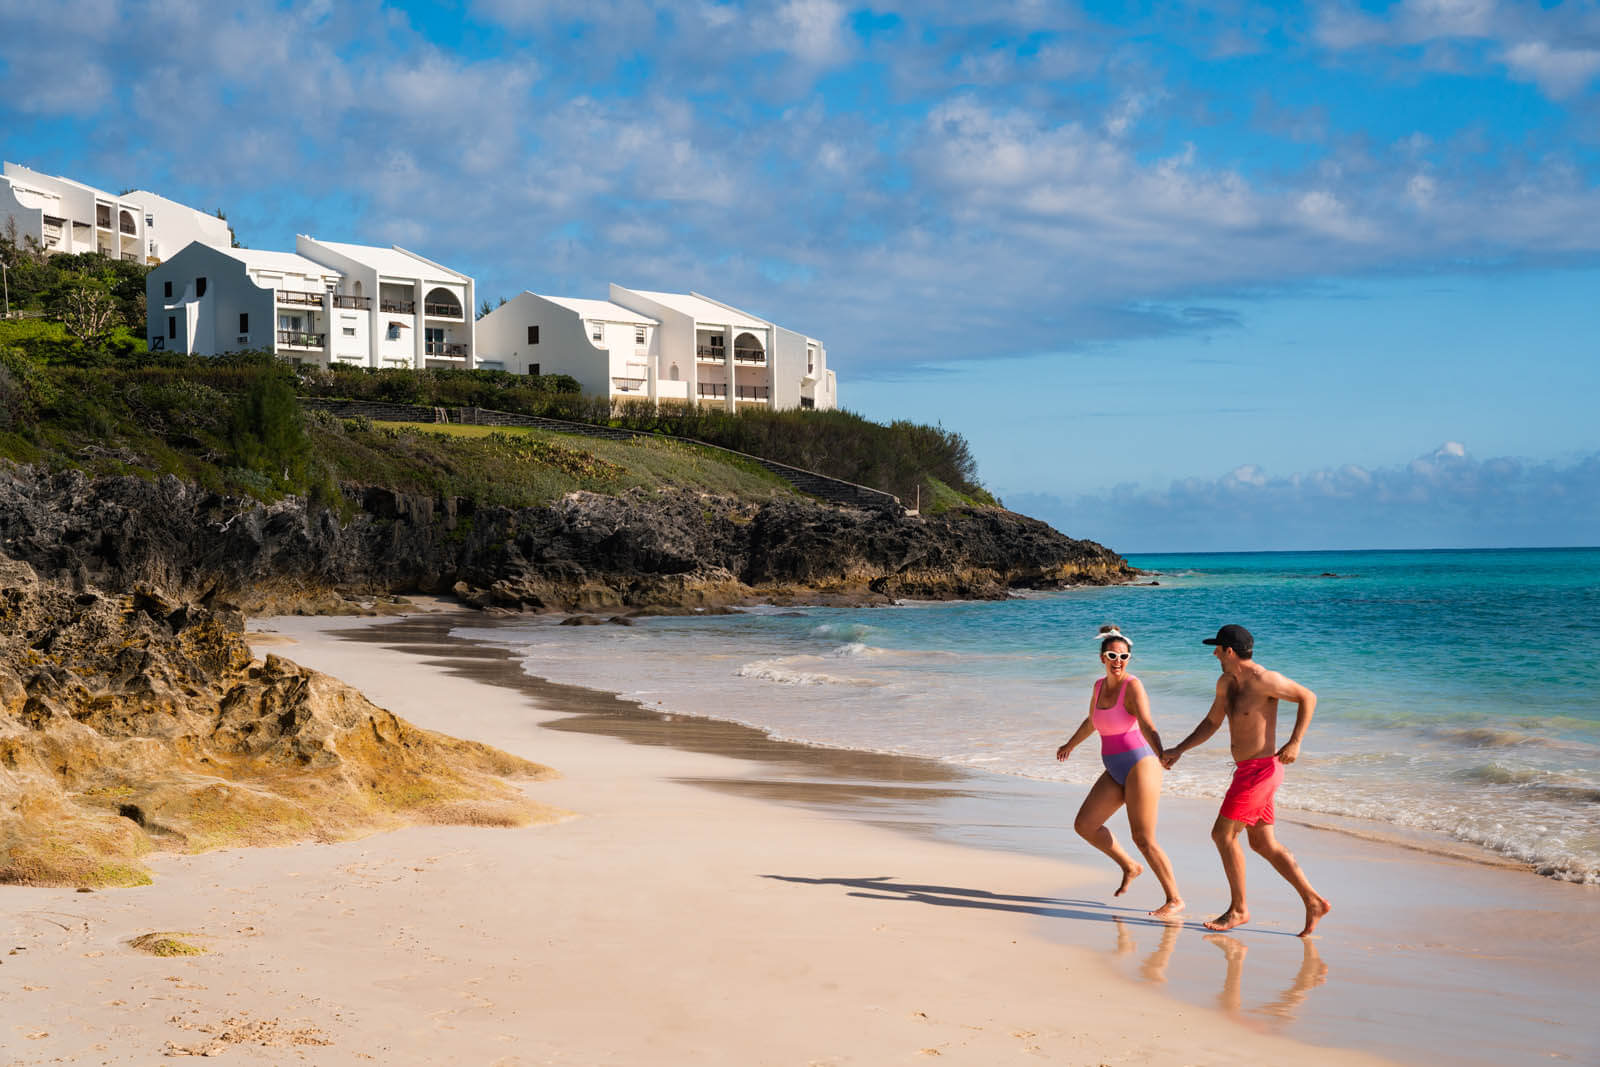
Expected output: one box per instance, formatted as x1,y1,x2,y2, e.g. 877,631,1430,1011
229,370,310,487
49,275,121,347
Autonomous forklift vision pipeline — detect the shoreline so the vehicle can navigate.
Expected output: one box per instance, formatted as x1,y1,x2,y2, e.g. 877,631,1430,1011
305,609,1599,1064
6,607,1594,1064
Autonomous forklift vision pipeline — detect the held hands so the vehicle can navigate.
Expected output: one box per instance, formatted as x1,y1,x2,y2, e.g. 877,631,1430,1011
1160,748,1182,769
1276,739,1302,765
1056,743,1074,762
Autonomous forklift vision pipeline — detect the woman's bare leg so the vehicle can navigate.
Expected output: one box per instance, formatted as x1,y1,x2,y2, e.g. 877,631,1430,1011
1074,772,1142,894
1122,756,1184,917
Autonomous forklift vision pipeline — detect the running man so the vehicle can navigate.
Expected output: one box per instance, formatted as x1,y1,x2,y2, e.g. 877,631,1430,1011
1161,625,1332,937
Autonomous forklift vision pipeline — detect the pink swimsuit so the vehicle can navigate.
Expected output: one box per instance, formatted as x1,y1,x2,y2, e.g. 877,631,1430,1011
1093,677,1154,786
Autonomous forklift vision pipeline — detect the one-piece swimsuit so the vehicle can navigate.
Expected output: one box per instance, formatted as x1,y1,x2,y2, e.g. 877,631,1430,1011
1093,676,1154,786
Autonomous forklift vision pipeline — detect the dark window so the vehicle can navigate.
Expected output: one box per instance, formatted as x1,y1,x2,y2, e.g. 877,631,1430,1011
635,326,646,344
239,313,248,333
195,277,207,297
529,363,540,376
527,325,539,344
164,280,172,298
167,316,176,339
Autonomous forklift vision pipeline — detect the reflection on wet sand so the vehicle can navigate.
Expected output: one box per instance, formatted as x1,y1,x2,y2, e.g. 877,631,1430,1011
1112,916,1180,984
1205,933,1330,1025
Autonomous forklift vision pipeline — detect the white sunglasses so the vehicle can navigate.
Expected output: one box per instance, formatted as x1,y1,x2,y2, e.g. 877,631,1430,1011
1102,651,1131,662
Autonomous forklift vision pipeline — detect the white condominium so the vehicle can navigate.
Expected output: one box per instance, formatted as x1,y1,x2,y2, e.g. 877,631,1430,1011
0,161,231,263
476,285,836,411
145,237,476,368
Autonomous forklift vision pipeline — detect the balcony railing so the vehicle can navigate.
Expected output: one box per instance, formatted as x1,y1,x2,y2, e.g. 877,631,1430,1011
424,342,469,357
119,221,137,236
120,253,139,262
380,300,416,313
612,377,646,392
331,294,372,309
695,344,766,363
277,330,325,348
696,384,771,400
96,208,111,228
424,302,463,318
277,290,325,307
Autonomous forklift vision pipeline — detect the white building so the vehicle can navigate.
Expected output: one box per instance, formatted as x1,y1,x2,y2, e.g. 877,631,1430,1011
0,161,230,263
146,237,476,368
123,187,233,263
476,285,836,411
295,236,475,369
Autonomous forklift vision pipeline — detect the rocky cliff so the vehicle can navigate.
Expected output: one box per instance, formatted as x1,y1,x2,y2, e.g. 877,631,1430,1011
0,465,1133,616
0,552,562,888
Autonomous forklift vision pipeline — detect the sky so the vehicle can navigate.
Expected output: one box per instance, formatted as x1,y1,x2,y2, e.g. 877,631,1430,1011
2,0,1597,551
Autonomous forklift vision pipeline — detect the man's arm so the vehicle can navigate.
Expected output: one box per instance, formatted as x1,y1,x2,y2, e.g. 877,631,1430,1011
1267,672,1316,764
1161,676,1229,768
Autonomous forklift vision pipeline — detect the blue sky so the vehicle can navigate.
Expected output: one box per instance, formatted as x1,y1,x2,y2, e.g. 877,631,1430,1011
3,0,1598,551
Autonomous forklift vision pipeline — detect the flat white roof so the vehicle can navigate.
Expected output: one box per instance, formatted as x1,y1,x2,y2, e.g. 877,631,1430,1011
626,289,770,330
541,295,658,325
305,238,468,282
224,247,343,280
3,161,125,203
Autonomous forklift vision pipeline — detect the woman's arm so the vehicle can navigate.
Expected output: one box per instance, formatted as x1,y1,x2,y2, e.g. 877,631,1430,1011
1125,678,1165,757
1056,716,1095,761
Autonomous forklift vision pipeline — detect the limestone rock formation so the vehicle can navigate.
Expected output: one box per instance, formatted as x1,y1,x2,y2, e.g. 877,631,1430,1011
0,554,560,888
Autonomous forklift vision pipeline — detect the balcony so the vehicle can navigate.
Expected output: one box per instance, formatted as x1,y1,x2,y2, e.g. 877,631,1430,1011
424,342,469,357
278,330,325,349
697,384,770,400
612,377,646,393
277,290,325,307
96,207,112,228
120,253,139,262
695,344,766,364
380,299,416,314
424,301,463,318
331,294,372,309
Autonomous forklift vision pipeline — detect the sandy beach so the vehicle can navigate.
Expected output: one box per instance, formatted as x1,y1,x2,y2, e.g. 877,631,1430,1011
5,607,1596,1065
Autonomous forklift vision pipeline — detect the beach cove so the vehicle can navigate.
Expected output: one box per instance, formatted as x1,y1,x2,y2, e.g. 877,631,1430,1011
5,604,1595,1065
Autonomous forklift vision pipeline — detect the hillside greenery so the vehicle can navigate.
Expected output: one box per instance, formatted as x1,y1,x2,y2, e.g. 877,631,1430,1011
0,235,996,511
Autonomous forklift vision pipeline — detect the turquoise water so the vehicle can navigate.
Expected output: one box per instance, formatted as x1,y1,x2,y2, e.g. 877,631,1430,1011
457,547,1600,882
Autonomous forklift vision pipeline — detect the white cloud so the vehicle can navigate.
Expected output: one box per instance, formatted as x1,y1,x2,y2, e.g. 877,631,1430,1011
1501,41,1600,99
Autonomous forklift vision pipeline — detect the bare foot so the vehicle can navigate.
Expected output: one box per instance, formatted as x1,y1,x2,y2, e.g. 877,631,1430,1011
1297,894,1332,937
1115,861,1144,897
1203,907,1249,932
1149,898,1185,920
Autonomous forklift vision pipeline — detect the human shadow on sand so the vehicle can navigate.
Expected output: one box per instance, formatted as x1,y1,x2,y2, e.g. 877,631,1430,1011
763,874,1302,936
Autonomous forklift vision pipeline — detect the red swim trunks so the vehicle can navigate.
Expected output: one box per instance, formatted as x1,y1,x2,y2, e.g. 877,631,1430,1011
1219,756,1284,825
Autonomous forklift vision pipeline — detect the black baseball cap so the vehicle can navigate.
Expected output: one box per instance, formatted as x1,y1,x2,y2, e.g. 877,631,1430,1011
1202,624,1253,655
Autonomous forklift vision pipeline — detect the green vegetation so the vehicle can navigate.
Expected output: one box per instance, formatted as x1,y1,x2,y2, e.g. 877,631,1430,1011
299,367,995,509
0,345,789,507
1,226,995,511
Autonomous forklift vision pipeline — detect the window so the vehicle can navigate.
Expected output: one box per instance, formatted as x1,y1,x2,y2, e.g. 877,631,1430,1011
164,281,172,298
343,327,356,337
145,215,154,227
195,277,207,297
527,325,539,344
669,364,680,381
387,324,401,340
238,313,248,333
635,326,646,344
590,322,603,341
529,363,540,376
167,316,176,339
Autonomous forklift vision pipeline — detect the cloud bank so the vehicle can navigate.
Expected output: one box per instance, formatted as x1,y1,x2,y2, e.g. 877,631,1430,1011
1008,444,1600,552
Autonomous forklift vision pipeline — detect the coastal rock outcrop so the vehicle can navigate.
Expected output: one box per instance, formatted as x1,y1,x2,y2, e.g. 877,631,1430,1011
0,466,1133,615
0,553,561,888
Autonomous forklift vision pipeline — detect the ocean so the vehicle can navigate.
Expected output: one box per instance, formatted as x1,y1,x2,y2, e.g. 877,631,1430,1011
453,547,1600,884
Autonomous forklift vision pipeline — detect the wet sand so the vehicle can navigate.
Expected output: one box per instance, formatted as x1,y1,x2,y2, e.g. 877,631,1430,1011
341,611,1600,1066
6,608,1594,1064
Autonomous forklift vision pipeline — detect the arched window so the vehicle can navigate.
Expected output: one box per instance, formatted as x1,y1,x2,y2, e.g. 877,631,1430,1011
423,287,462,318
669,364,680,381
